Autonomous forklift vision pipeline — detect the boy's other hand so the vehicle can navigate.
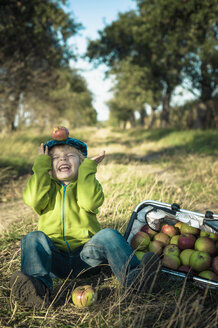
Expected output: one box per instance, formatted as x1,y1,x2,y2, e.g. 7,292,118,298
38,143,48,155
91,150,105,164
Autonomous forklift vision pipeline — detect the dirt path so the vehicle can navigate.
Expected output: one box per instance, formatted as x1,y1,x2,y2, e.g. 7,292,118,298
0,199,35,233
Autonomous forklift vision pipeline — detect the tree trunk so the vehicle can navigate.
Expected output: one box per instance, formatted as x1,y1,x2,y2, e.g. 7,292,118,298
161,85,172,128
148,106,157,129
5,93,20,131
139,108,146,127
129,111,136,127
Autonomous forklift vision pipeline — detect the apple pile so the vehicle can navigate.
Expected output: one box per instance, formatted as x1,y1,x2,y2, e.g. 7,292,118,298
130,222,218,282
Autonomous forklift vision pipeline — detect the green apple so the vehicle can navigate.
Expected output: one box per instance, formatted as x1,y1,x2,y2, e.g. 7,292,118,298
163,244,180,257
180,249,195,266
72,285,97,307
198,270,218,282
154,232,170,246
135,251,147,260
189,251,211,272
148,240,163,256
170,235,180,245
194,237,216,255
162,254,181,270
180,223,199,235
130,231,150,251
209,232,218,241
200,230,210,237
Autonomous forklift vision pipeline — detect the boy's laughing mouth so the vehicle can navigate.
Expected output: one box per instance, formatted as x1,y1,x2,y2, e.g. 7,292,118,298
58,164,71,172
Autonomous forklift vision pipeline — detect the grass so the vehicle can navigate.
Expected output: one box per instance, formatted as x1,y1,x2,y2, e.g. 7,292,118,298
0,126,218,328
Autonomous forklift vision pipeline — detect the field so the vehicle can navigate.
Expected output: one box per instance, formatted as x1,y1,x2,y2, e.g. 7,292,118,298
0,127,218,328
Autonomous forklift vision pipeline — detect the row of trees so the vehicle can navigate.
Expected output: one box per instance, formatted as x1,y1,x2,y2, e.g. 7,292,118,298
0,0,97,131
86,0,218,129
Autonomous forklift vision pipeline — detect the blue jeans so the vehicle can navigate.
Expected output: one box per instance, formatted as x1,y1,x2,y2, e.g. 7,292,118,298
21,229,140,292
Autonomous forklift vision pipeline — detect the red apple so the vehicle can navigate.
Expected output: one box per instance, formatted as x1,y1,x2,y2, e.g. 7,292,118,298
51,126,69,141
161,224,177,237
72,285,97,307
130,231,150,251
148,240,164,256
153,232,170,246
170,235,180,245
180,249,195,266
212,256,218,274
180,223,199,235
178,234,196,250
140,224,157,238
194,237,216,255
189,251,211,272
162,254,181,270
178,265,194,273
163,244,180,257
198,270,218,282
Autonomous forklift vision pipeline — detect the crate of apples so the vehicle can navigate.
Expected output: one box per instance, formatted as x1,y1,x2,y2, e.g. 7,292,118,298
130,222,218,283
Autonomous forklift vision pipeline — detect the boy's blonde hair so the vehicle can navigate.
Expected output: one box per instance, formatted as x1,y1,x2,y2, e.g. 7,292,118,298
49,145,84,164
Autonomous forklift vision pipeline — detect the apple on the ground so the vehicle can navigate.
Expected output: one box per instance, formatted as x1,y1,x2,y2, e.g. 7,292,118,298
153,232,170,246
194,236,216,255
189,251,211,272
130,231,150,251
51,126,69,141
72,285,97,307
178,234,196,250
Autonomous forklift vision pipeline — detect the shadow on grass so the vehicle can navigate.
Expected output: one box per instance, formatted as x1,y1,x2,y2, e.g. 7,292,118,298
0,158,32,178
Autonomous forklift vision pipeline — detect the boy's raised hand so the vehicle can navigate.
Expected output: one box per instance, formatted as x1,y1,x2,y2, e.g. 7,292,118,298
91,150,105,164
38,143,48,155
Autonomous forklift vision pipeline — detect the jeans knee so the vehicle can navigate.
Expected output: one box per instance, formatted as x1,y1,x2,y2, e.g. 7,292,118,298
21,231,48,249
95,228,122,242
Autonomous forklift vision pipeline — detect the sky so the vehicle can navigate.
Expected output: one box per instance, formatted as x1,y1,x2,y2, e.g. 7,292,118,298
67,0,196,121
67,0,137,121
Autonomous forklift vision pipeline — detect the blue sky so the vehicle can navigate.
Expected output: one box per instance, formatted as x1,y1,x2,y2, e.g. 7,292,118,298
67,0,137,121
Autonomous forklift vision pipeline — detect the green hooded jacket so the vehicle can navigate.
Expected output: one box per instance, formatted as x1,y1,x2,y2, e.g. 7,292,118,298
23,155,104,252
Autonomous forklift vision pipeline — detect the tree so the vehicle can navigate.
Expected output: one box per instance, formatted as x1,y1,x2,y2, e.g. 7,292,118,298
87,0,218,128
0,0,81,130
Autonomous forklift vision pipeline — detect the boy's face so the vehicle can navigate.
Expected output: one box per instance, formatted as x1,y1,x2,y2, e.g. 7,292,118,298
50,145,81,185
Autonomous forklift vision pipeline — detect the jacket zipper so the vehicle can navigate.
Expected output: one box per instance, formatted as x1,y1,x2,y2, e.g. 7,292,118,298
62,184,71,253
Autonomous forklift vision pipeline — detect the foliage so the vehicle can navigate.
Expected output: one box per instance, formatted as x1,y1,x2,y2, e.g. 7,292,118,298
0,0,96,130
86,0,218,128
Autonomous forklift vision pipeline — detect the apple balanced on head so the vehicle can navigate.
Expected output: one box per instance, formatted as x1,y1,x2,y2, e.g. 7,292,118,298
130,222,218,282
51,126,69,141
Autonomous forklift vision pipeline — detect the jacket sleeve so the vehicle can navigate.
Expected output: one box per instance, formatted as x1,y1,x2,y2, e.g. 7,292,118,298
23,155,52,214
77,158,104,213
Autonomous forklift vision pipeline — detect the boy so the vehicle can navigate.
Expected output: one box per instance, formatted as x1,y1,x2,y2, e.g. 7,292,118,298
10,136,161,308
